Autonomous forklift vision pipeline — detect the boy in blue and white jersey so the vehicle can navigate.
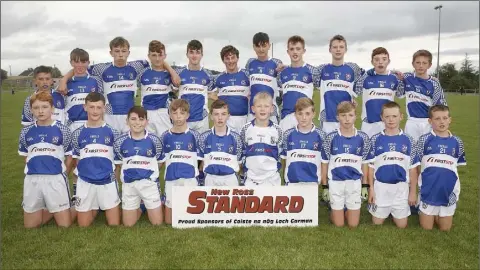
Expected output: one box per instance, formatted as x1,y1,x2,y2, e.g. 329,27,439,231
278,36,321,132
366,102,419,228
19,91,73,228
140,40,181,137
353,47,403,138
281,97,327,185
240,92,284,186
59,37,150,133
199,100,244,186
416,105,466,231
114,106,163,227
317,35,364,134
64,48,104,133
211,45,250,132
245,32,284,124
398,50,447,141
321,101,370,228
71,92,121,227
172,40,216,134
160,99,202,224
22,66,66,126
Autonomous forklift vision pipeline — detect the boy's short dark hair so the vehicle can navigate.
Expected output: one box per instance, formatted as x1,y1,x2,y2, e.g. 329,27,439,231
187,40,203,53
210,99,229,114
220,45,239,60
429,104,450,118
70,48,89,62
128,106,148,119
329,34,347,49
412,49,433,64
170,99,190,113
85,92,105,105
253,32,270,46
149,40,166,54
381,101,401,115
33,66,52,78
110,36,130,50
371,47,389,60
287,35,305,48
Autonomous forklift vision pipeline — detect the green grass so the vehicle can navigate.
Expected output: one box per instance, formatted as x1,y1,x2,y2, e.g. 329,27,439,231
1,91,478,269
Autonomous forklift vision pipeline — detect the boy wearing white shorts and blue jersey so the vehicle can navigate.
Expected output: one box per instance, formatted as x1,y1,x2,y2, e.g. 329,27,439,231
71,92,121,227
19,91,73,228
240,92,284,186
160,99,202,224
281,97,327,186
367,101,419,228
321,101,370,228
416,105,466,231
114,106,163,227
353,47,403,138
199,100,244,186
210,45,250,132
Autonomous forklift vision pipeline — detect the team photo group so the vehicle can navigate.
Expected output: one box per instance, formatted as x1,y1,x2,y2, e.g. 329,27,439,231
19,32,466,232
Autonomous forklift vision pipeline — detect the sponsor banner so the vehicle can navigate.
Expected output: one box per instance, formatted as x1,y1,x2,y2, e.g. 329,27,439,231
172,186,318,228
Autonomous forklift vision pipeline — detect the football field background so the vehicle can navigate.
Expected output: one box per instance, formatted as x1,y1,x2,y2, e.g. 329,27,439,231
1,90,478,269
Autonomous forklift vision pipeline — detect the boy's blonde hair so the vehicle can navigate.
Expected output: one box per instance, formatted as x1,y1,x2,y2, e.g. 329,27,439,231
295,97,315,112
252,91,273,105
337,101,356,115
429,104,450,118
169,99,190,113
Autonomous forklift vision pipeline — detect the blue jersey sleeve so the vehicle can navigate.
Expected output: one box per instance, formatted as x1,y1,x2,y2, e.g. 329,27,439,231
192,130,203,160
244,58,256,76
308,64,322,89
198,131,208,158
407,134,419,168
233,131,244,163
431,77,447,106
72,128,81,158
88,62,110,77
127,60,150,80
359,131,371,163
281,129,293,159
204,69,216,92
345,62,365,82
454,136,467,165
416,133,429,162
59,123,73,155
395,78,405,98
159,131,168,163
353,73,368,98
113,134,126,165
366,134,379,167
21,96,33,126
91,75,104,95
322,132,335,163
275,125,284,160
18,127,29,156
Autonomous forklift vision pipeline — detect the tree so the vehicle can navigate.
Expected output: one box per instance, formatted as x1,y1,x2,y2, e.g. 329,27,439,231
52,66,62,78
459,53,476,82
1,69,7,81
438,63,458,89
19,68,34,76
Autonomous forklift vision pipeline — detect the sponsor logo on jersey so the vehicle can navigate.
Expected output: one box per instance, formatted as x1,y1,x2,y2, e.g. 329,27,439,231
83,148,108,153
169,154,192,159
290,152,316,158
382,156,404,161
407,93,430,103
426,157,454,165
251,76,272,83
368,90,394,97
284,84,306,90
334,157,358,163
326,82,350,89
126,159,150,165
145,86,168,92
210,156,232,162
111,82,135,89
31,147,56,152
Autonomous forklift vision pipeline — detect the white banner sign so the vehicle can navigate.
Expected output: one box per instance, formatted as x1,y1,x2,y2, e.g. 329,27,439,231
172,186,318,228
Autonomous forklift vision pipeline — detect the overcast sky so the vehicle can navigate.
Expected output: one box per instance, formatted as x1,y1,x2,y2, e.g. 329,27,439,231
1,1,479,76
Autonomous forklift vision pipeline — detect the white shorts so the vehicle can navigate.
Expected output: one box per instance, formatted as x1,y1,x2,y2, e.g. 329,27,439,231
247,104,280,124
322,122,339,134
227,115,248,133
245,172,281,186
165,178,198,208
361,121,385,138
405,118,431,142
146,108,172,138
286,182,319,186
205,174,239,186
418,201,456,217
279,113,298,132
329,180,361,210
368,181,410,219
68,121,86,133
22,174,71,213
104,114,129,133
187,117,209,133
75,178,121,212
122,180,162,211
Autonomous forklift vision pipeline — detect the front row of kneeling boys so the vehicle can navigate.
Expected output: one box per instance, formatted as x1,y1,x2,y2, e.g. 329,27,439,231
19,91,466,231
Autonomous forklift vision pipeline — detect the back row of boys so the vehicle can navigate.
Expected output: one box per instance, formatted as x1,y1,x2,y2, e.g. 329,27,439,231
19,33,464,231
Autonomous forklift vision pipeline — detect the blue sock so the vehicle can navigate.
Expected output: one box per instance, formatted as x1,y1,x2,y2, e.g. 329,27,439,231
72,183,77,196
140,202,147,214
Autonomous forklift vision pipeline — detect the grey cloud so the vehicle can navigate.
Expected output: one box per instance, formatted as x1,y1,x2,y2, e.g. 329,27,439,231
0,2,47,39
436,48,479,56
0,49,41,60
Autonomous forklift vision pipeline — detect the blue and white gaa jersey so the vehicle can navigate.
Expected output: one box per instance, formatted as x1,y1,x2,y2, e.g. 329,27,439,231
18,121,72,175
72,123,121,185
160,128,202,181
65,75,103,126
198,127,243,176
22,89,66,126
240,120,283,181
399,72,447,119
367,130,419,184
213,69,250,116
417,131,466,206
278,64,321,119
245,58,283,113
88,60,150,115
322,128,370,181
113,131,163,183
317,63,364,123
174,66,215,122
354,71,403,124
281,125,327,184
140,68,173,111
